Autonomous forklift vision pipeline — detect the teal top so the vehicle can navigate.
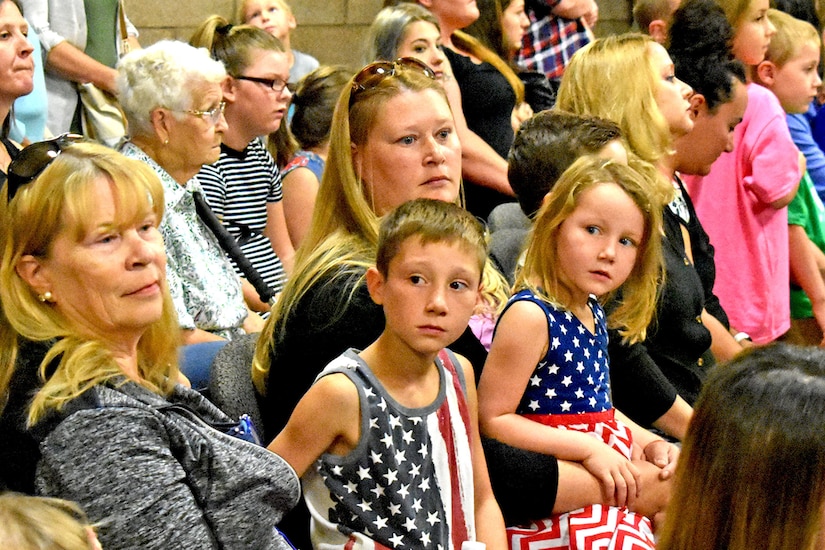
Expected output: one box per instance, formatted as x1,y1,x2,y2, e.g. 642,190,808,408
788,170,825,318
11,25,47,143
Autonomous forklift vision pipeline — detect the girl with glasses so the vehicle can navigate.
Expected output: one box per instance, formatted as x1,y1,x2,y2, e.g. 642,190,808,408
190,16,297,311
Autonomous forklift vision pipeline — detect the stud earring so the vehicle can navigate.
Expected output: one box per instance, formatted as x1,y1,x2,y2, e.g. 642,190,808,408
38,291,53,303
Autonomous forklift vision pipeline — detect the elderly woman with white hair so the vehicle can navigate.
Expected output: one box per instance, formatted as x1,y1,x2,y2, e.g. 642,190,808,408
116,40,265,386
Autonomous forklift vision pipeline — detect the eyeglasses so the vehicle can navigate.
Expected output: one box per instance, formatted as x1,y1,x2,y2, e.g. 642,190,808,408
6,133,84,202
183,101,226,126
234,75,289,94
350,57,436,105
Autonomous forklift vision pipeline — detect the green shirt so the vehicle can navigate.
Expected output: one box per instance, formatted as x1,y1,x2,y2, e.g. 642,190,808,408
788,170,825,318
83,0,119,68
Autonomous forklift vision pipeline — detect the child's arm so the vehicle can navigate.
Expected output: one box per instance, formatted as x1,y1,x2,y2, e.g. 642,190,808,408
478,300,640,507
281,167,320,249
456,353,508,549
267,372,361,477
789,224,825,345
265,200,296,274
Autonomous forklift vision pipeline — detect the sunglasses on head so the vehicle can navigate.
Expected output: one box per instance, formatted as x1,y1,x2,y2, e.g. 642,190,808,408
6,133,85,202
350,57,436,105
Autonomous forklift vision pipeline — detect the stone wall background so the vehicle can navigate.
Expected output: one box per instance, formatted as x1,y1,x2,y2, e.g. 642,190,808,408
124,0,633,70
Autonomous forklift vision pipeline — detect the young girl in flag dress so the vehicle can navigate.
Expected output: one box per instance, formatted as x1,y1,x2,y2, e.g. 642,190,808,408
478,156,677,549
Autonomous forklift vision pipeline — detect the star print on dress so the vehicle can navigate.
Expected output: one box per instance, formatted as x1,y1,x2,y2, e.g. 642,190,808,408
305,349,476,549
510,289,613,416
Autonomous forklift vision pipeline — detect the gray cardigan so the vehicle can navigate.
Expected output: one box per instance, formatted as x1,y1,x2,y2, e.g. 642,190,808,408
33,379,300,550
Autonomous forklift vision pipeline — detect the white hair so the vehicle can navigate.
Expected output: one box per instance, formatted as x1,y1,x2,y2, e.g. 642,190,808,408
116,40,227,137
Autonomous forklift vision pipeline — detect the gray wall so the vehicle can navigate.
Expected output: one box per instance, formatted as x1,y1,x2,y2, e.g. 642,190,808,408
124,0,634,70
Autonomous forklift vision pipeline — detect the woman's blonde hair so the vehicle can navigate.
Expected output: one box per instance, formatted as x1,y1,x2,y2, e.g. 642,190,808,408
556,34,673,168
0,493,97,550
252,64,472,393
516,156,664,344
0,142,180,425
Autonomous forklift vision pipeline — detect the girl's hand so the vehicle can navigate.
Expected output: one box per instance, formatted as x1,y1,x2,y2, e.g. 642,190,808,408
582,441,640,508
642,440,680,480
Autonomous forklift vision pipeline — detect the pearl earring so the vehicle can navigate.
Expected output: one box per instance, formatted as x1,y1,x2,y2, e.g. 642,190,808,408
38,291,53,303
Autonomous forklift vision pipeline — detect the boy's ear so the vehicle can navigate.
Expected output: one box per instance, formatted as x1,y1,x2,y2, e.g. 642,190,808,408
756,60,776,87
287,13,297,31
647,20,668,44
365,266,385,305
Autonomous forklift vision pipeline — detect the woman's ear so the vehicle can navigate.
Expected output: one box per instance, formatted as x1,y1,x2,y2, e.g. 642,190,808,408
150,108,172,144
16,254,50,296
221,75,237,103
365,266,385,305
351,142,362,174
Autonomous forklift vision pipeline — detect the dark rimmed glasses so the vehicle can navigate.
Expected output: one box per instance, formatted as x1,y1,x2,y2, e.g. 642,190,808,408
350,57,436,105
235,75,289,94
6,133,84,202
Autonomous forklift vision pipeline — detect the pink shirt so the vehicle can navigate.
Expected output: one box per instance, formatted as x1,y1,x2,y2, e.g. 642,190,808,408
683,84,800,344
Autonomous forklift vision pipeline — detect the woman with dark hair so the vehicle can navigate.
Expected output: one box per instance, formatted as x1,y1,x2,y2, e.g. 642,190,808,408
464,0,557,112
281,65,351,249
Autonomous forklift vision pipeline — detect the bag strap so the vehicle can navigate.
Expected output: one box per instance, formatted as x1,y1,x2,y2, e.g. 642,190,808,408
117,1,130,56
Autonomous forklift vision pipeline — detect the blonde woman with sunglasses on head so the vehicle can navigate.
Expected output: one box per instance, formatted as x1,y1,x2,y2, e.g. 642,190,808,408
253,58,507,547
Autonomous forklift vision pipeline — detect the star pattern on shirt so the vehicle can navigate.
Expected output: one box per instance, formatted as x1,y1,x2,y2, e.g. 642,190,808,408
318,356,454,549
516,292,613,416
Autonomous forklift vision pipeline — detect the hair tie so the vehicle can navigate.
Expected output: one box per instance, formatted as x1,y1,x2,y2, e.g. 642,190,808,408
217,23,233,35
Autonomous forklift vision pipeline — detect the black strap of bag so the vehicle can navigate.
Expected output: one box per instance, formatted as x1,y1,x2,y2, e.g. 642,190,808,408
191,191,276,305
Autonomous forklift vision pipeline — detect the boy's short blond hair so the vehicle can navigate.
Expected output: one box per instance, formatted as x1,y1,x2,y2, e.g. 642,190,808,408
376,199,488,278
766,8,821,67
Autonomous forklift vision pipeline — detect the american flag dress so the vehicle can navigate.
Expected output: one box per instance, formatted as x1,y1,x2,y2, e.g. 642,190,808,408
302,348,477,550
503,290,655,550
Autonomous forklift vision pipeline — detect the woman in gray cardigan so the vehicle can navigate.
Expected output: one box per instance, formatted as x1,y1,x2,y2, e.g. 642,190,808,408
0,140,299,549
